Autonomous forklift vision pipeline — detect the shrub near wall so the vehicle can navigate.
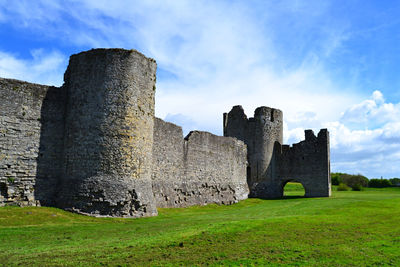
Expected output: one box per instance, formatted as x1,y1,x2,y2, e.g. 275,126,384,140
340,174,368,190
337,183,350,191
331,173,344,185
368,179,392,188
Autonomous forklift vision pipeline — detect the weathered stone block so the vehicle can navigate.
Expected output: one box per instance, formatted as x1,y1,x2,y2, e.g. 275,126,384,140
152,118,249,208
0,78,49,207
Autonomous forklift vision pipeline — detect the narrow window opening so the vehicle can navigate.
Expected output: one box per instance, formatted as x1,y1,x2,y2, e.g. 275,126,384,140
0,183,8,198
270,109,275,122
246,166,251,185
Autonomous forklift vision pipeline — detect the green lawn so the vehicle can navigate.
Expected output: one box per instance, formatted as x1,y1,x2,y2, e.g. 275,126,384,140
283,182,305,196
0,186,399,266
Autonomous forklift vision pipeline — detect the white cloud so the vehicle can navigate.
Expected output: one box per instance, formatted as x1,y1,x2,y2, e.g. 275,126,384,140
283,122,306,144
0,50,66,86
2,1,400,177
372,90,384,104
0,1,63,29
0,1,361,120
323,91,400,177
340,90,400,129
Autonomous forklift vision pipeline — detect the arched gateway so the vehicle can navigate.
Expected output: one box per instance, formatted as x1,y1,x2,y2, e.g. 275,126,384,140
224,106,331,199
281,180,305,197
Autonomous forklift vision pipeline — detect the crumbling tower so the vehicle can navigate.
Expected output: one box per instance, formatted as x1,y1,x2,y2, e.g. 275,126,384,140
224,105,331,198
224,105,283,197
57,49,158,217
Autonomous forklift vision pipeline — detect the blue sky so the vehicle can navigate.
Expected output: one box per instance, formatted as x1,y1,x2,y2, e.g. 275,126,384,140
1,0,400,178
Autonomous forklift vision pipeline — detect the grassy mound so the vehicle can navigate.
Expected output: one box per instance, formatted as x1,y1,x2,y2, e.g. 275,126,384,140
0,187,399,266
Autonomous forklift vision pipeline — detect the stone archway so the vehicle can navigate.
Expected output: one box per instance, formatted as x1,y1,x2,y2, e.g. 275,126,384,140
281,180,306,198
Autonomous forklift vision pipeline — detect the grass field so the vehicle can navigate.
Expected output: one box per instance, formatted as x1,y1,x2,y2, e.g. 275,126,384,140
0,184,399,266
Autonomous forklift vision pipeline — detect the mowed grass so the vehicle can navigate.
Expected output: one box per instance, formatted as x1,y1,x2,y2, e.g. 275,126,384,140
0,186,399,266
283,182,305,197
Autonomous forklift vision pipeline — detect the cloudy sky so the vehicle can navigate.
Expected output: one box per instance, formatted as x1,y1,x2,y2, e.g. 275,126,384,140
1,0,400,178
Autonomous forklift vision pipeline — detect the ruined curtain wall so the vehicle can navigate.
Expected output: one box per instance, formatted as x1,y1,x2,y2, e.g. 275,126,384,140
0,79,65,206
152,118,249,208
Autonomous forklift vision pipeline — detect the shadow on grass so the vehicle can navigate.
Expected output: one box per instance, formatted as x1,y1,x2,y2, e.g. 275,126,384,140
282,195,306,200
257,195,306,200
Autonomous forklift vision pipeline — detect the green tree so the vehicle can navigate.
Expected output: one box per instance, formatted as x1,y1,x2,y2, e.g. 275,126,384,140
389,178,400,186
369,179,392,188
331,173,343,185
340,173,368,189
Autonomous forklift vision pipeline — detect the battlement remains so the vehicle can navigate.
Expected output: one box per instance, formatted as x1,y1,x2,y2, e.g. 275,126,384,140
224,106,331,198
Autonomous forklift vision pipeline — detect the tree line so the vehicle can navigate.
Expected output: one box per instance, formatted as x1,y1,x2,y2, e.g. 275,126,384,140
331,173,400,191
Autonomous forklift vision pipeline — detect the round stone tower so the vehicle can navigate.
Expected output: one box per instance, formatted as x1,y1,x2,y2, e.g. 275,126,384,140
224,106,283,197
57,49,157,217
251,107,283,196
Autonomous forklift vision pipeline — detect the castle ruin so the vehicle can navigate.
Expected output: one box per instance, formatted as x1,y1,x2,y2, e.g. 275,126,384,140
0,48,331,218
224,106,331,198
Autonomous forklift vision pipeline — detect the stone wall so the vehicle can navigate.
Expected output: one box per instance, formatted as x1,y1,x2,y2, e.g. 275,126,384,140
0,49,249,216
275,129,331,197
57,49,158,217
35,85,66,206
0,78,62,206
152,118,249,208
151,118,185,205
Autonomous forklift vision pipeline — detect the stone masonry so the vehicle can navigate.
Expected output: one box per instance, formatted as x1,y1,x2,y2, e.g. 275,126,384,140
0,79,50,207
152,118,249,208
224,105,331,198
56,49,158,217
0,48,330,217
